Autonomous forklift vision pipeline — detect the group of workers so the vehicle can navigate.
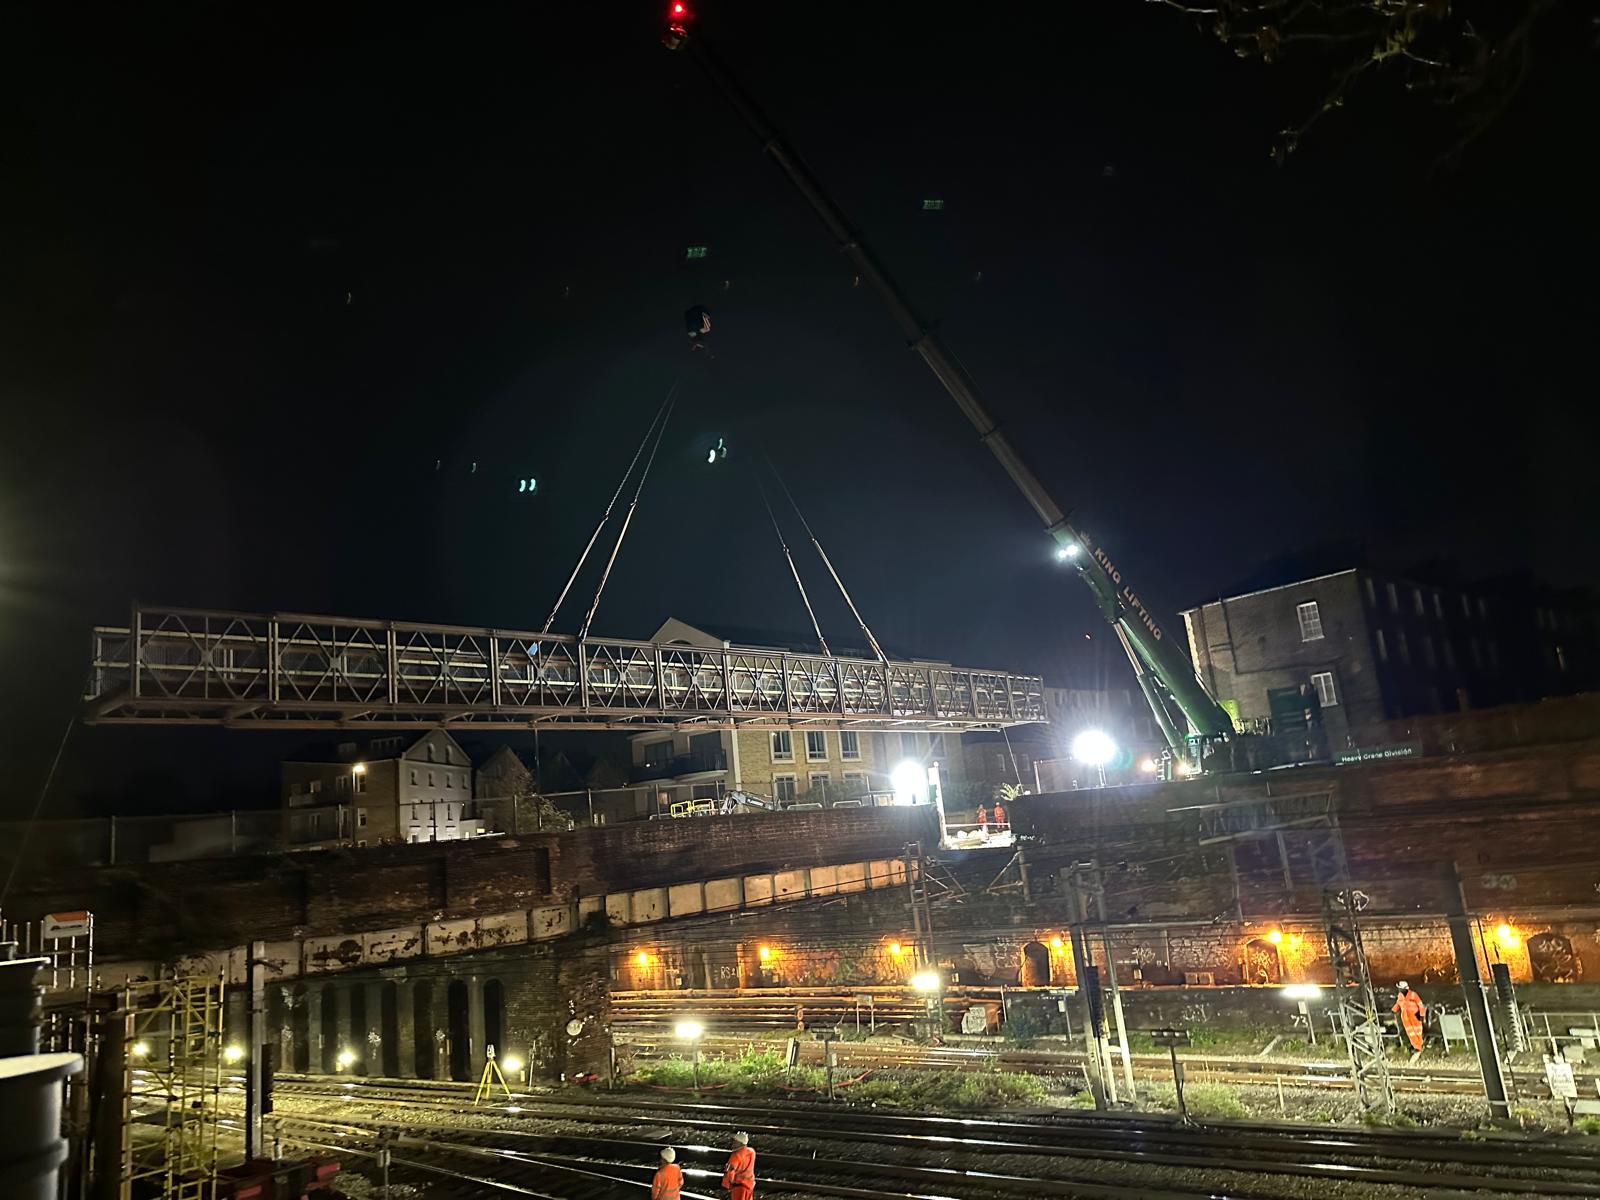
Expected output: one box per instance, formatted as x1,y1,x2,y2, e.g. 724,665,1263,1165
974,801,1008,835
652,1131,756,1200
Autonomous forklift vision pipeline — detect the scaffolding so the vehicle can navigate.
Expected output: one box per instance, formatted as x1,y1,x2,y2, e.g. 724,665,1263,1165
122,974,224,1200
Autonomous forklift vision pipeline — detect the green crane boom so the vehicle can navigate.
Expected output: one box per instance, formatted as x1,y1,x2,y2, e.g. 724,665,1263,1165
663,9,1235,755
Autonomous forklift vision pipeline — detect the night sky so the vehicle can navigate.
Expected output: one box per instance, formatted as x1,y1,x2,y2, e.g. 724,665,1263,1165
3,2,1595,817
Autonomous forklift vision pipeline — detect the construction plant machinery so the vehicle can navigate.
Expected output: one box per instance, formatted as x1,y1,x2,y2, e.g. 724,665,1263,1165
663,3,1237,771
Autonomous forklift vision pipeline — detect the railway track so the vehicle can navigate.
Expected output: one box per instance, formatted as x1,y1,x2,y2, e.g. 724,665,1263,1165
263,1075,1600,1198
617,1030,1552,1097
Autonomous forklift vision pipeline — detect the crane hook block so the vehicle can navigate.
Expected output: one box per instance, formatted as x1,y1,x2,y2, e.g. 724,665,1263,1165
664,1,693,48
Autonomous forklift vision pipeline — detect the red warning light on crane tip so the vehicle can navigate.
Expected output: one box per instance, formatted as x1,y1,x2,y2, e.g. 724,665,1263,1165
671,2,686,14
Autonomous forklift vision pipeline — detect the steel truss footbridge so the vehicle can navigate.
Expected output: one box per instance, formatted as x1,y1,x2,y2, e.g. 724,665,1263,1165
84,606,1045,732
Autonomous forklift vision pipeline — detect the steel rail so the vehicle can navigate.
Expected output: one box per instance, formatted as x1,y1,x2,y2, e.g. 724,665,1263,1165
266,1079,1600,1191
269,1108,1228,1200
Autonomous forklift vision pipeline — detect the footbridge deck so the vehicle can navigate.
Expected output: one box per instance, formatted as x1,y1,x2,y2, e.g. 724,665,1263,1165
85,606,1045,730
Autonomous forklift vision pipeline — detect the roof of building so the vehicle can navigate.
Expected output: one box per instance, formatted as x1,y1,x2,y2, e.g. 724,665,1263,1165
651,617,926,663
283,730,453,764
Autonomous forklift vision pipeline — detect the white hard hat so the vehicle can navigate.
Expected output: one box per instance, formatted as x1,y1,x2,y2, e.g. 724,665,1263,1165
660,1147,676,1163
733,1131,750,1145
1397,980,1409,990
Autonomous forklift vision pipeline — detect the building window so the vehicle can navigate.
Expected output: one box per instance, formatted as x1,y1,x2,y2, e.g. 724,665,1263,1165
1386,581,1399,613
770,731,793,762
1296,601,1325,642
428,744,436,762
1478,597,1489,621
356,808,368,828
410,769,417,786
773,775,798,803
1433,592,1444,620
808,772,831,799
336,775,349,793
900,732,922,760
841,771,867,796
308,780,321,794
1397,630,1410,664
805,731,828,761
1422,634,1436,668
839,730,861,760
1310,672,1338,708
1470,638,1483,668
1461,594,1472,619
1364,578,1376,606
445,774,454,789
1375,629,1388,662
1442,639,1456,669
1412,587,1425,617
428,772,435,787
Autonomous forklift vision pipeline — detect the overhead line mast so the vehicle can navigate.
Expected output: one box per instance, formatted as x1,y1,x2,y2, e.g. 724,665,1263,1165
661,5,1234,758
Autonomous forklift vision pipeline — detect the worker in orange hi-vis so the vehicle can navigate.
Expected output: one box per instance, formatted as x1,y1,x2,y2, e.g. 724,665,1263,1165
722,1131,756,1200
992,801,1007,831
976,804,989,834
651,1148,683,1200
1392,981,1426,1052
652,1147,683,1200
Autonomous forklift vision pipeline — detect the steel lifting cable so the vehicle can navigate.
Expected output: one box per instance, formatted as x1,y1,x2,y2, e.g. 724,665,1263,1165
540,381,679,636
766,455,890,664
755,471,832,657
1,706,77,906
577,392,677,641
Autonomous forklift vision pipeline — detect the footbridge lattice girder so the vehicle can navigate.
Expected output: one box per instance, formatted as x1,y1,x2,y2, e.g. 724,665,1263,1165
85,606,1045,731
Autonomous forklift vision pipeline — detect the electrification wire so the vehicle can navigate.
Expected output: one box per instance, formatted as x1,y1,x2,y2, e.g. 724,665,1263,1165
764,454,890,664
540,381,679,636
1,707,77,906
577,392,677,642
754,471,831,657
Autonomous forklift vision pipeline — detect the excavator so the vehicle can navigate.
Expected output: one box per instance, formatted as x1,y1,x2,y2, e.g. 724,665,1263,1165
661,5,1236,771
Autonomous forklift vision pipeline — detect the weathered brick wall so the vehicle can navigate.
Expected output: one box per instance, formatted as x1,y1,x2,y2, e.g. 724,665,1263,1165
5,804,936,959
238,941,611,1082
1011,738,1600,915
547,804,935,898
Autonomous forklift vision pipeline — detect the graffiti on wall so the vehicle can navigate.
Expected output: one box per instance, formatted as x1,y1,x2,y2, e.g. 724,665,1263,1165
1528,932,1583,983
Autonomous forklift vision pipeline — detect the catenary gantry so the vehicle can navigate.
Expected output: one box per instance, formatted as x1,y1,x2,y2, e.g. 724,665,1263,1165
83,606,1044,731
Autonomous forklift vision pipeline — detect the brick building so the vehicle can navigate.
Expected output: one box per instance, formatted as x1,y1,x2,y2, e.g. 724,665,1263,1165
282,730,486,847
628,619,966,810
1181,567,1600,742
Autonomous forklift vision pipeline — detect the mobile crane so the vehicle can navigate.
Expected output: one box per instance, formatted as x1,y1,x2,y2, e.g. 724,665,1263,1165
662,4,1236,765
